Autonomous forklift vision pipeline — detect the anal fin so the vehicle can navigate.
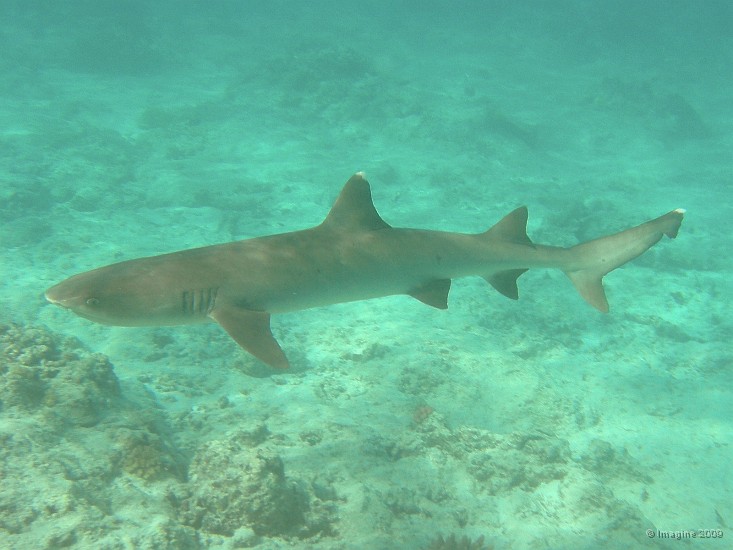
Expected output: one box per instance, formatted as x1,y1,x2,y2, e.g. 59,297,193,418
210,306,289,369
565,270,609,313
408,279,451,309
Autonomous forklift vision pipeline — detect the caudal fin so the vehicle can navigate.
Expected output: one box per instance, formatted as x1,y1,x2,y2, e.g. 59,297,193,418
565,208,685,312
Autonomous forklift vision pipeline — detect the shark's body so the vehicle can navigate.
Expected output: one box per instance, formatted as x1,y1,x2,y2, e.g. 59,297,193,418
45,172,684,369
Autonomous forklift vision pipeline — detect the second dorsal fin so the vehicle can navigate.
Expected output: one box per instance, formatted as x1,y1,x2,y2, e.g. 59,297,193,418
481,206,532,245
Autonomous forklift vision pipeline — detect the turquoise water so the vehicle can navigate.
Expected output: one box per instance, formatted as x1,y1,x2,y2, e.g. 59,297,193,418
1,1,731,548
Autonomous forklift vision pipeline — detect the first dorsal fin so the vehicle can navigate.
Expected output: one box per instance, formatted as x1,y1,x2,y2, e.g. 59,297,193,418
321,172,391,232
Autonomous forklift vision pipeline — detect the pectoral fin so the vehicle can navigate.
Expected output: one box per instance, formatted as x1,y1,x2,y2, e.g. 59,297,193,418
210,306,289,369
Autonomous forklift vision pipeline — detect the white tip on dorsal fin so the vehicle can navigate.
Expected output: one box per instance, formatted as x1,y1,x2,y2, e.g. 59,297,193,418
321,172,391,232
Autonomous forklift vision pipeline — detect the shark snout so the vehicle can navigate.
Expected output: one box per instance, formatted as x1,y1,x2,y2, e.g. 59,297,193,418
45,285,64,305
45,292,68,308
45,294,68,311
44,281,106,323
44,282,79,309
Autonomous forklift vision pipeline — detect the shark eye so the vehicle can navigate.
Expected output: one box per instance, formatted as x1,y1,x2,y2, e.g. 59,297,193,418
86,298,100,306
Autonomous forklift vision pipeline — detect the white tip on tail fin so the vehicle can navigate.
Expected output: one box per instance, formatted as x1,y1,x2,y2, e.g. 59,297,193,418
564,208,684,312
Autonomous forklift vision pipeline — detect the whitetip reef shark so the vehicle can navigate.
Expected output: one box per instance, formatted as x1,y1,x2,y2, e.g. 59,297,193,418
45,172,684,369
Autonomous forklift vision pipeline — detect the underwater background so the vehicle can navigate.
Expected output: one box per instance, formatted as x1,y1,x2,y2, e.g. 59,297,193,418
1,1,731,548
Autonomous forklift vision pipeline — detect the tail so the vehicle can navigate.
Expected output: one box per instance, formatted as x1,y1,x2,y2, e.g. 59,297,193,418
564,208,685,312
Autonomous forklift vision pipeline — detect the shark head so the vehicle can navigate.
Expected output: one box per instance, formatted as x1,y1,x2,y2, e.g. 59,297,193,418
44,258,196,327
45,267,134,325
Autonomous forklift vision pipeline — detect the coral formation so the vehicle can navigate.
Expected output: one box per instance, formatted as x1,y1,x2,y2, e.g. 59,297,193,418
372,411,570,495
117,429,184,481
0,322,663,549
178,426,336,539
0,322,189,547
0,323,120,426
580,438,653,482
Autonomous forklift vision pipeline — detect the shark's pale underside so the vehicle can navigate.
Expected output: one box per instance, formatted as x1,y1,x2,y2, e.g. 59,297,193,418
45,172,684,369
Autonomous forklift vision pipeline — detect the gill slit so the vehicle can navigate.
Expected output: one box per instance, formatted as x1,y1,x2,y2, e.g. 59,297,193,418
182,287,219,316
